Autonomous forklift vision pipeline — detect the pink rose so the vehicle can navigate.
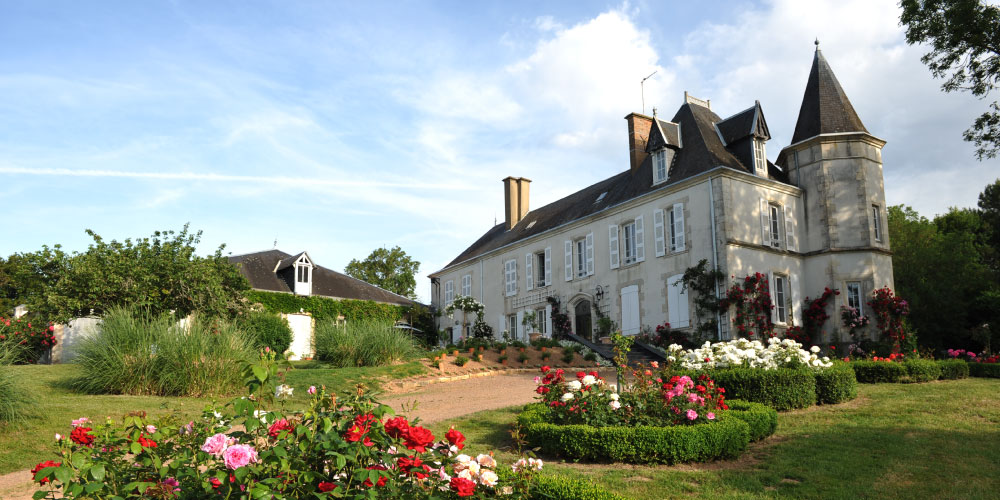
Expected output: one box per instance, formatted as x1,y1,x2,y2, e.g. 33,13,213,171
201,433,229,457
223,444,258,470
650,361,659,369
686,409,698,421
307,386,317,395
71,417,90,428
707,412,716,420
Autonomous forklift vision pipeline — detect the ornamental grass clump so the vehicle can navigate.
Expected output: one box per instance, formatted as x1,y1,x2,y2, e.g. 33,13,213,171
73,306,255,397
32,349,557,499
314,319,421,367
0,344,32,424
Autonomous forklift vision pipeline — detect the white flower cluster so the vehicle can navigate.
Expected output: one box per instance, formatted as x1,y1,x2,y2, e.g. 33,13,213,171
664,337,833,371
557,340,614,367
446,454,500,487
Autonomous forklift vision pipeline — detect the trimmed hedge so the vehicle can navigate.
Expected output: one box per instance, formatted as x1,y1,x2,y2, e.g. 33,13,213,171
245,290,403,323
704,367,816,411
814,362,859,404
903,359,942,383
936,359,969,379
517,403,750,464
529,474,630,500
851,361,907,383
725,400,778,442
969,362,1000,378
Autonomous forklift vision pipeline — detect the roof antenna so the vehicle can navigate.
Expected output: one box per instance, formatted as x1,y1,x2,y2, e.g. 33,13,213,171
273,237,278,249
641,71,657,114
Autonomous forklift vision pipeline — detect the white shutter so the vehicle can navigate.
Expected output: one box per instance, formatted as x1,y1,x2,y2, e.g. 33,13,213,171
525,253,533,291
543,247,552,286
609,225,620,269
621,285,640,335
653,209,666,257
516,310,524,342
673,203,686,252
635,215,645,262
498,314,506,339
564,241,573,281
545,304,553,338
784,205,796,252
585,232,595,275
768,271,776,323
667,274,690,328
512,260,518,295
760,198,771,247
789,272,800,326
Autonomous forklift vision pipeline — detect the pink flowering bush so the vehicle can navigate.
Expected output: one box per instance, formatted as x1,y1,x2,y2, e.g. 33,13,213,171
30,349,545,499
0,316,57,363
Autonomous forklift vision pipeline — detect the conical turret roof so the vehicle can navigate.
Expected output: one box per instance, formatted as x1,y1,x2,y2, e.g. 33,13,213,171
790,46,868,144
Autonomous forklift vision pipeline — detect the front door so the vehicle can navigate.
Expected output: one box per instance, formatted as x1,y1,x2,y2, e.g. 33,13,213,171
574,300,593,341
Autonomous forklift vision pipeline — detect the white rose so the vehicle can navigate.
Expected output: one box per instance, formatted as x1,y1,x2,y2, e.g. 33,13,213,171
477,454,497,468
581,375,596,386
610,393,620,401
478,470,499,487
610,400,621,410
567,380,582,391
810,346,820,353
561,392,574,402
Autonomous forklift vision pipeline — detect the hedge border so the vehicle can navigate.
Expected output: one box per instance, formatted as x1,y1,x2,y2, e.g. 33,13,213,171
245,290,405,324
936,359,970,379
902,359,942,383
968,362,1000,378
528,474,631,500
851,361,907,383
724,400,778,442
517,403,756,464
814,363,859,404
665,367,817,411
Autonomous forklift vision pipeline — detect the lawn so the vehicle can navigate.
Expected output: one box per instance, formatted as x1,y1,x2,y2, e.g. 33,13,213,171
430,378,1000,500
0,361,425,475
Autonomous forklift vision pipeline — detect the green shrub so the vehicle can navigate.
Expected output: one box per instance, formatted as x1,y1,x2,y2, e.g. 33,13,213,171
724,400,778,442
528,474,630,500
814,362,859,404
517,403,749,464
584,352,597,362
851,361,907,383
245,290,402,324
688,367,817,411
240,311,292,355
969,362,1000,378
518,353,530,364
314,319,421,367
454,356,469,367
902,359,942,383
562,351,575,364
936,359,970,379
0,345,32,423
73,306,255,396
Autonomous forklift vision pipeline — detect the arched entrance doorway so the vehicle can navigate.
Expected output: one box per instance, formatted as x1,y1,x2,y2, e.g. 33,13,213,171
574,299,593,341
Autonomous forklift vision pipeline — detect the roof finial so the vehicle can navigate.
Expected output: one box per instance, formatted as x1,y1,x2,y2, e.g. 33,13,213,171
814,38,820,50
652,106,658,117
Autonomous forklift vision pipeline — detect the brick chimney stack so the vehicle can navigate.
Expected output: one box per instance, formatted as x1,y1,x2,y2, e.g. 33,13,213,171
625,112,654,175
502,176,531,230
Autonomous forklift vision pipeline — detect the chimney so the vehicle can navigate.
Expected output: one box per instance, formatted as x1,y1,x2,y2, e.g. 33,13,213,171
503,176,531,230
625,112,654,175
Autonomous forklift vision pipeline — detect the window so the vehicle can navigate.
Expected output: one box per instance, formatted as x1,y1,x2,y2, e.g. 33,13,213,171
444,280,454,304
669,204,685,252
667,274,690,328
568,235,593,279
872,205,882,242
535,252,547,288
653,149,668,184
575,239,586,277
508,314,517,339
846,282,863,315
536,308,547,336
769,205,781,247
461,274,471,297
296,265,309,283
774,274,787,324
718,311,729,340
753,138,767,175
623,221,637,264
504,259,517,296
620,285,640,335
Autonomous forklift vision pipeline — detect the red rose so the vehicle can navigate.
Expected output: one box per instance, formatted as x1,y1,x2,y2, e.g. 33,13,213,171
30,461,61,484
576,371,586,379
318,481,338,492
268,418,295,438
344,423,374,447
445,427,465,450
404,426,434,452
540,365,550,373
450,476,476,497
137,434,157,448
363,465,389,487
383,416,410,439
70,427,95,447
209,477,222,489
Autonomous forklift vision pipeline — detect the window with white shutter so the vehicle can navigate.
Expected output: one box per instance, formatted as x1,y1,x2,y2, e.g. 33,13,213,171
608,226,619,269
444,280,454,305
504,259,517,297
575,239,586,277
667,274,690,328
773,274,787,324
769,205,782,248
635,215,645,262
525,253,533,291
653,209,666,257
784,205,796,251
620,285,640,335
585,232,595,276
671,203,685,252
543,247,552,286
564,241,573,281
623,222,636,264
760,198,771,247
461,274,471,297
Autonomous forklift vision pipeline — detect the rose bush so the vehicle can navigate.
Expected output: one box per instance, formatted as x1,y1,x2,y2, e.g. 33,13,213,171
30,349,547,499
662,337,833,371
0,316,57,363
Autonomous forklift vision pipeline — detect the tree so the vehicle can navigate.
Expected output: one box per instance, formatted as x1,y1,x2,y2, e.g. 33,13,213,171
0,246,70,316
978,178,1000,269
900,0,1000,159
344,246,420,300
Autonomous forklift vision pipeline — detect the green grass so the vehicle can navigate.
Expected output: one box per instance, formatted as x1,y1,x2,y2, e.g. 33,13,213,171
0,361,426,475
314,319,423,367
431,379,1000,500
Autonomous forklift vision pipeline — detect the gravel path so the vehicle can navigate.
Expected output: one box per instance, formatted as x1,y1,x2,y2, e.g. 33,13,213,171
0,371,604,499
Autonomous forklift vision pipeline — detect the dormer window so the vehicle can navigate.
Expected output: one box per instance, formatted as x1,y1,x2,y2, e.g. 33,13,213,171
753,138,767,175
293,254,313,295
653,149,667,184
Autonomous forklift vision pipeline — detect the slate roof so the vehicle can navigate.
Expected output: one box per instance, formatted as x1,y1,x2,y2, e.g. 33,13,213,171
229,249,417,306
790,48,868,144
438,99,787,271
715,101,770,145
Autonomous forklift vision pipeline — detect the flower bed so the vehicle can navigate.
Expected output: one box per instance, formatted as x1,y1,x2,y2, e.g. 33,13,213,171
663,338,833,371
662,366,817,411
29,350,615,499
516,403,751,464
814,362,859,405
936,359,970,380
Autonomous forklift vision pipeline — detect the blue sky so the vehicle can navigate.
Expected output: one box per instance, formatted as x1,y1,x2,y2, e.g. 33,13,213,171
2,0,996,302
